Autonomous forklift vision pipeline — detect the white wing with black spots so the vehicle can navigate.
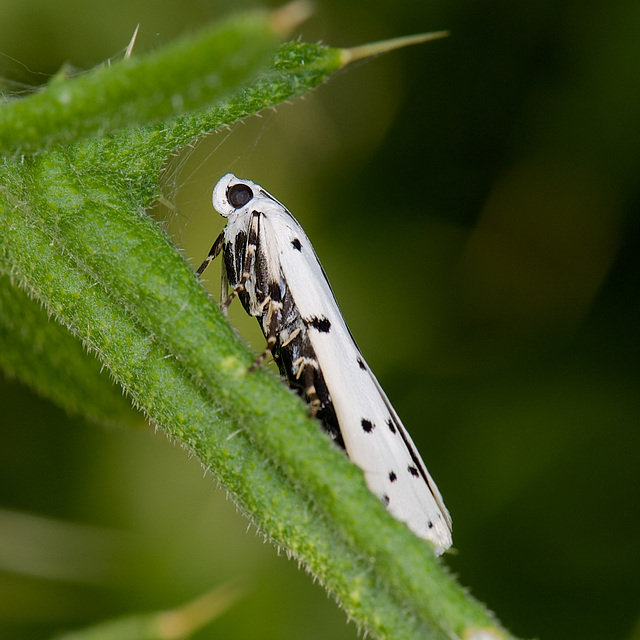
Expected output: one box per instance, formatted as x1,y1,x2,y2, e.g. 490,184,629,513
198,173,452,554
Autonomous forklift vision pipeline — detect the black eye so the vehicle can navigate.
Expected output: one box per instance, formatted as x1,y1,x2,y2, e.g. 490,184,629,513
227,183,253,208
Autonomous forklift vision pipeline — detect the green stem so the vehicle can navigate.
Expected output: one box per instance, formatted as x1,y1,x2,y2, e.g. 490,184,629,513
0,9,514,640
0,12,279,153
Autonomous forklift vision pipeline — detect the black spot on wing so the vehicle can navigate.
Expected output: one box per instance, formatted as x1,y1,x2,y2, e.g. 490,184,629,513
408,465,419,478
386,418,397,434
383,494,390,507
357,357,366,371
291,238,302,251
361,419,374,433
304,316,331,333
268,281,282,302
427,521,434,529
389,471,397,483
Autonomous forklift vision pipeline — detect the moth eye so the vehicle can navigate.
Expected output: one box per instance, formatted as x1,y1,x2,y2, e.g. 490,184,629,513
227,183,253,208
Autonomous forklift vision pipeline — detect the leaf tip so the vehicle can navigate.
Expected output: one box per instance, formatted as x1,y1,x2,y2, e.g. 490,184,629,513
269,0,315,37
339,30,449,65
156,583,246,638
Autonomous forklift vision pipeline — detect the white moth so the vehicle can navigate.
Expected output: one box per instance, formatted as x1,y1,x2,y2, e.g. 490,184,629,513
197,173,452,554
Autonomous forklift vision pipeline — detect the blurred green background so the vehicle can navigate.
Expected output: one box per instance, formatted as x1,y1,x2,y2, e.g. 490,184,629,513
1,1,639,639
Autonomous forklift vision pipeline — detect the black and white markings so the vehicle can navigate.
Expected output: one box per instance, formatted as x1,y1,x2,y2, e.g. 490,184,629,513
361,419,375,433
197,173,452,554
305,316,332,333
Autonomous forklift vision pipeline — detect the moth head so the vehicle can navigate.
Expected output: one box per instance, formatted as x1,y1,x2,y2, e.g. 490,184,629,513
212,173,256,218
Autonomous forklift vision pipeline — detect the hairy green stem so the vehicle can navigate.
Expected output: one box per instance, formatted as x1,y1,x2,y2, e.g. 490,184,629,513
0,9,514,640
0,12,279,153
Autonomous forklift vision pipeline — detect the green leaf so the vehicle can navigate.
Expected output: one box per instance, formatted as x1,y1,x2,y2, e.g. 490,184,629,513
0,10,281,153
0,7,513,640
0,274,138,427
52,584,244,640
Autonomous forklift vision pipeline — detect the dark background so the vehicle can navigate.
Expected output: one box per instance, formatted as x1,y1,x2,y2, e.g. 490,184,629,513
1,1,638,639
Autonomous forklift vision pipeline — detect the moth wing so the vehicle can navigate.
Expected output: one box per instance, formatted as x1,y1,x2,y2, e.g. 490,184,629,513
265,208,452,554
313,327,452,554
362,374,452,551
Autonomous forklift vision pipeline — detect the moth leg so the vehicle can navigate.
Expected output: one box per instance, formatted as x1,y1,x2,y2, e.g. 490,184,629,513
280,326,301,348
250,295,282,372
221,269,251,312
221,211,261,312
293,357,322,417
219,263,231,316
197,232,236,317
197,231,243,317
250,334,277,372
196,231,224,276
